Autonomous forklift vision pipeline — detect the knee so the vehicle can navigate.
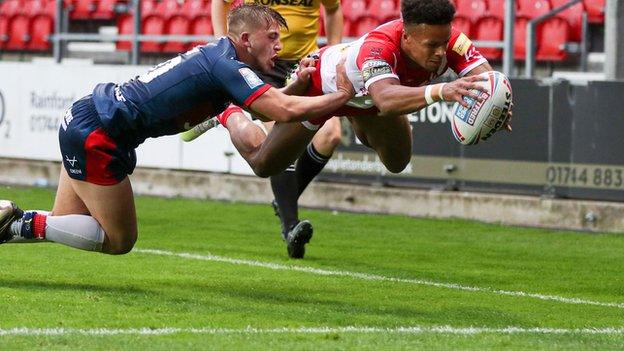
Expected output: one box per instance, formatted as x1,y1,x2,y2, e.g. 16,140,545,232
384,153,411,174
251,158,273,178
105,231,137,255
314,122,342,151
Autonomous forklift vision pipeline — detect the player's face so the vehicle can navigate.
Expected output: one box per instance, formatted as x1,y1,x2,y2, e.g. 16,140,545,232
247,22,282,73
401,23,452,72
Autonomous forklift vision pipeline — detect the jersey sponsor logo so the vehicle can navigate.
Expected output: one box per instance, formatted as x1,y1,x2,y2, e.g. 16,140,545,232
256,0,314,7
238,68,264,89
452,33,472,56
138,56,183,84
114,86,126,102
65,155,79,168
464,45,480,62
361,59,393,82
60,108,74,131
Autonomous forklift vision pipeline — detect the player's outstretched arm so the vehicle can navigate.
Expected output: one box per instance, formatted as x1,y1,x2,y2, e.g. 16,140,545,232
249,61,354,122
368,76,486,117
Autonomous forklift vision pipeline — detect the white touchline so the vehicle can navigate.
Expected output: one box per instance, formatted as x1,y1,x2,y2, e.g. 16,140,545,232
2,326,624,336
133,248,624,310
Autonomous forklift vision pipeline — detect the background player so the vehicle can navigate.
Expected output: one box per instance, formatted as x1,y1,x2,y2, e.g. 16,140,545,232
216,0,513,258
210,0,345,257
0,5,354,254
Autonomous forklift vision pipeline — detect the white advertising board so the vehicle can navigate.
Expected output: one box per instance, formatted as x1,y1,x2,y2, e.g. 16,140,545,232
0,60,254,175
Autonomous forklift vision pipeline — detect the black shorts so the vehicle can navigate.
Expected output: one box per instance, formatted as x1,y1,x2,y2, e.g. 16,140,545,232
254,59,299,88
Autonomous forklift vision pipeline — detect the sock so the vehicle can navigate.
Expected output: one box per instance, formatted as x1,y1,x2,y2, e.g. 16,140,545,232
10,212,105,252
295,143,331,197
45,215,105,252
270,164,299,235
217,104,243,128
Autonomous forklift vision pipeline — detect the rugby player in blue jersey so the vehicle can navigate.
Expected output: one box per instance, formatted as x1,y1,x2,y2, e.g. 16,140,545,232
0,4,354,254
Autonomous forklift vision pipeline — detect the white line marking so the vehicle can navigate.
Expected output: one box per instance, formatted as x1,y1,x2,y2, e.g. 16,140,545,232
133,248,624,310
2,326,624,336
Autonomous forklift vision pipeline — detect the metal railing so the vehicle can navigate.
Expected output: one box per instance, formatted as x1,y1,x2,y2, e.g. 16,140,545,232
50,0,516,75
525,0,588,77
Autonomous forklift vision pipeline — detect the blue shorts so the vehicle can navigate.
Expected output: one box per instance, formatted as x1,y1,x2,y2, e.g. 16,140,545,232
58,95,137,185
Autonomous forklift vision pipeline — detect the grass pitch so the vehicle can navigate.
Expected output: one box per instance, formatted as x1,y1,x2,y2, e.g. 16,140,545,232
0,185,623,350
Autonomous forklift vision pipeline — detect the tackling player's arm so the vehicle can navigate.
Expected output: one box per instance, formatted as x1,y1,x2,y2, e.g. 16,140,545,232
249,58,353,122
249,82,351,123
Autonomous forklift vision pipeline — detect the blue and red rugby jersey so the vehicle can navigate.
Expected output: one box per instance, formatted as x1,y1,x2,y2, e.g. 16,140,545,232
91,37,271,148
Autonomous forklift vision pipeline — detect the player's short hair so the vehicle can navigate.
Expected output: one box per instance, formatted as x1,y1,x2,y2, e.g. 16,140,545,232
401,0,455,26
228,4,288,36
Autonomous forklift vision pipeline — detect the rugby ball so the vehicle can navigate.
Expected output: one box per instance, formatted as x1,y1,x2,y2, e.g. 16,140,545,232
450,71,513,145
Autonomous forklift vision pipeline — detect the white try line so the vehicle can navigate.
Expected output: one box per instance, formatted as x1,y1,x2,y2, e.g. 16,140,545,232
133,248,624,310
2,326,624,336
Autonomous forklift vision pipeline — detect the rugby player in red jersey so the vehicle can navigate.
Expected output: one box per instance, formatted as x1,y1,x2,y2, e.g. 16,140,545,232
217,0,512,256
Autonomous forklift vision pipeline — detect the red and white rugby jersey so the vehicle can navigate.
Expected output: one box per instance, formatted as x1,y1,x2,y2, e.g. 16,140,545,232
312,19,487,110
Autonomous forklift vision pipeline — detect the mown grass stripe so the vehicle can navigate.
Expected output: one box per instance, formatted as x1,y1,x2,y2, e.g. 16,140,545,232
133,248,624,310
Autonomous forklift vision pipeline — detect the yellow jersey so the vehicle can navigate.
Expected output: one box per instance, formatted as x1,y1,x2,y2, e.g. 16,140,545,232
239,0,341,60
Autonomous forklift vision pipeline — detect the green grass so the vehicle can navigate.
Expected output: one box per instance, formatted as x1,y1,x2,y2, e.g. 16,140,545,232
0,185,623,350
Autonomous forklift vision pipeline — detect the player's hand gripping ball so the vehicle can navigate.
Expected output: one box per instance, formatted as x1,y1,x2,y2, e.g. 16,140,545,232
450,71,513,145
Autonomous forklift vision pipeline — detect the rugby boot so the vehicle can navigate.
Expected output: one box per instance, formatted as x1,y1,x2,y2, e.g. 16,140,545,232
286,220,313,259
0,200,23,244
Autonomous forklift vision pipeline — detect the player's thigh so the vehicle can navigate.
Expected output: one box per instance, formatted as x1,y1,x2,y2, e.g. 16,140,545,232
349,114,411,149
70,176,137,243
348,114,412,171
51,167,90,216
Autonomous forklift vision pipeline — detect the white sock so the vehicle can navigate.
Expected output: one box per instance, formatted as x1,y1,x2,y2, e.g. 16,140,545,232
45,215,105,252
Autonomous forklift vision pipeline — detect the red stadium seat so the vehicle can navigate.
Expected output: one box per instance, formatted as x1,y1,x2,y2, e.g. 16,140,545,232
41,0,60,17
28,14,53,50
154,0,181,20
367,0,399,23
0,0,24,18
189,15,212,47
536,17,570,61
518,0,550,18
342,0,367,22
140,0,158,17
513,16,528,60
0,16,9,49
181,0,209,20
141,14,165,52
583,0,604,23
116,14,133,51
485,0,519,20
70,0,97,20
23,0,47,17
474,16,503,59
452,16,472,36
351,16,380,37
455,0,487,23
550,0,583,42
5,14,30,50
92,0,120,20
162,15,190,53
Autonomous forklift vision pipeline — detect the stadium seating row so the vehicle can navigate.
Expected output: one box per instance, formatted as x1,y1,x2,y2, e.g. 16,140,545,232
452,0,604,61
0,0,606,61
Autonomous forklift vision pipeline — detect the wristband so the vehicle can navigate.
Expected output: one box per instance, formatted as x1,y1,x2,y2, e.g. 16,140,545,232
437,83,446,101
424,85,435,105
